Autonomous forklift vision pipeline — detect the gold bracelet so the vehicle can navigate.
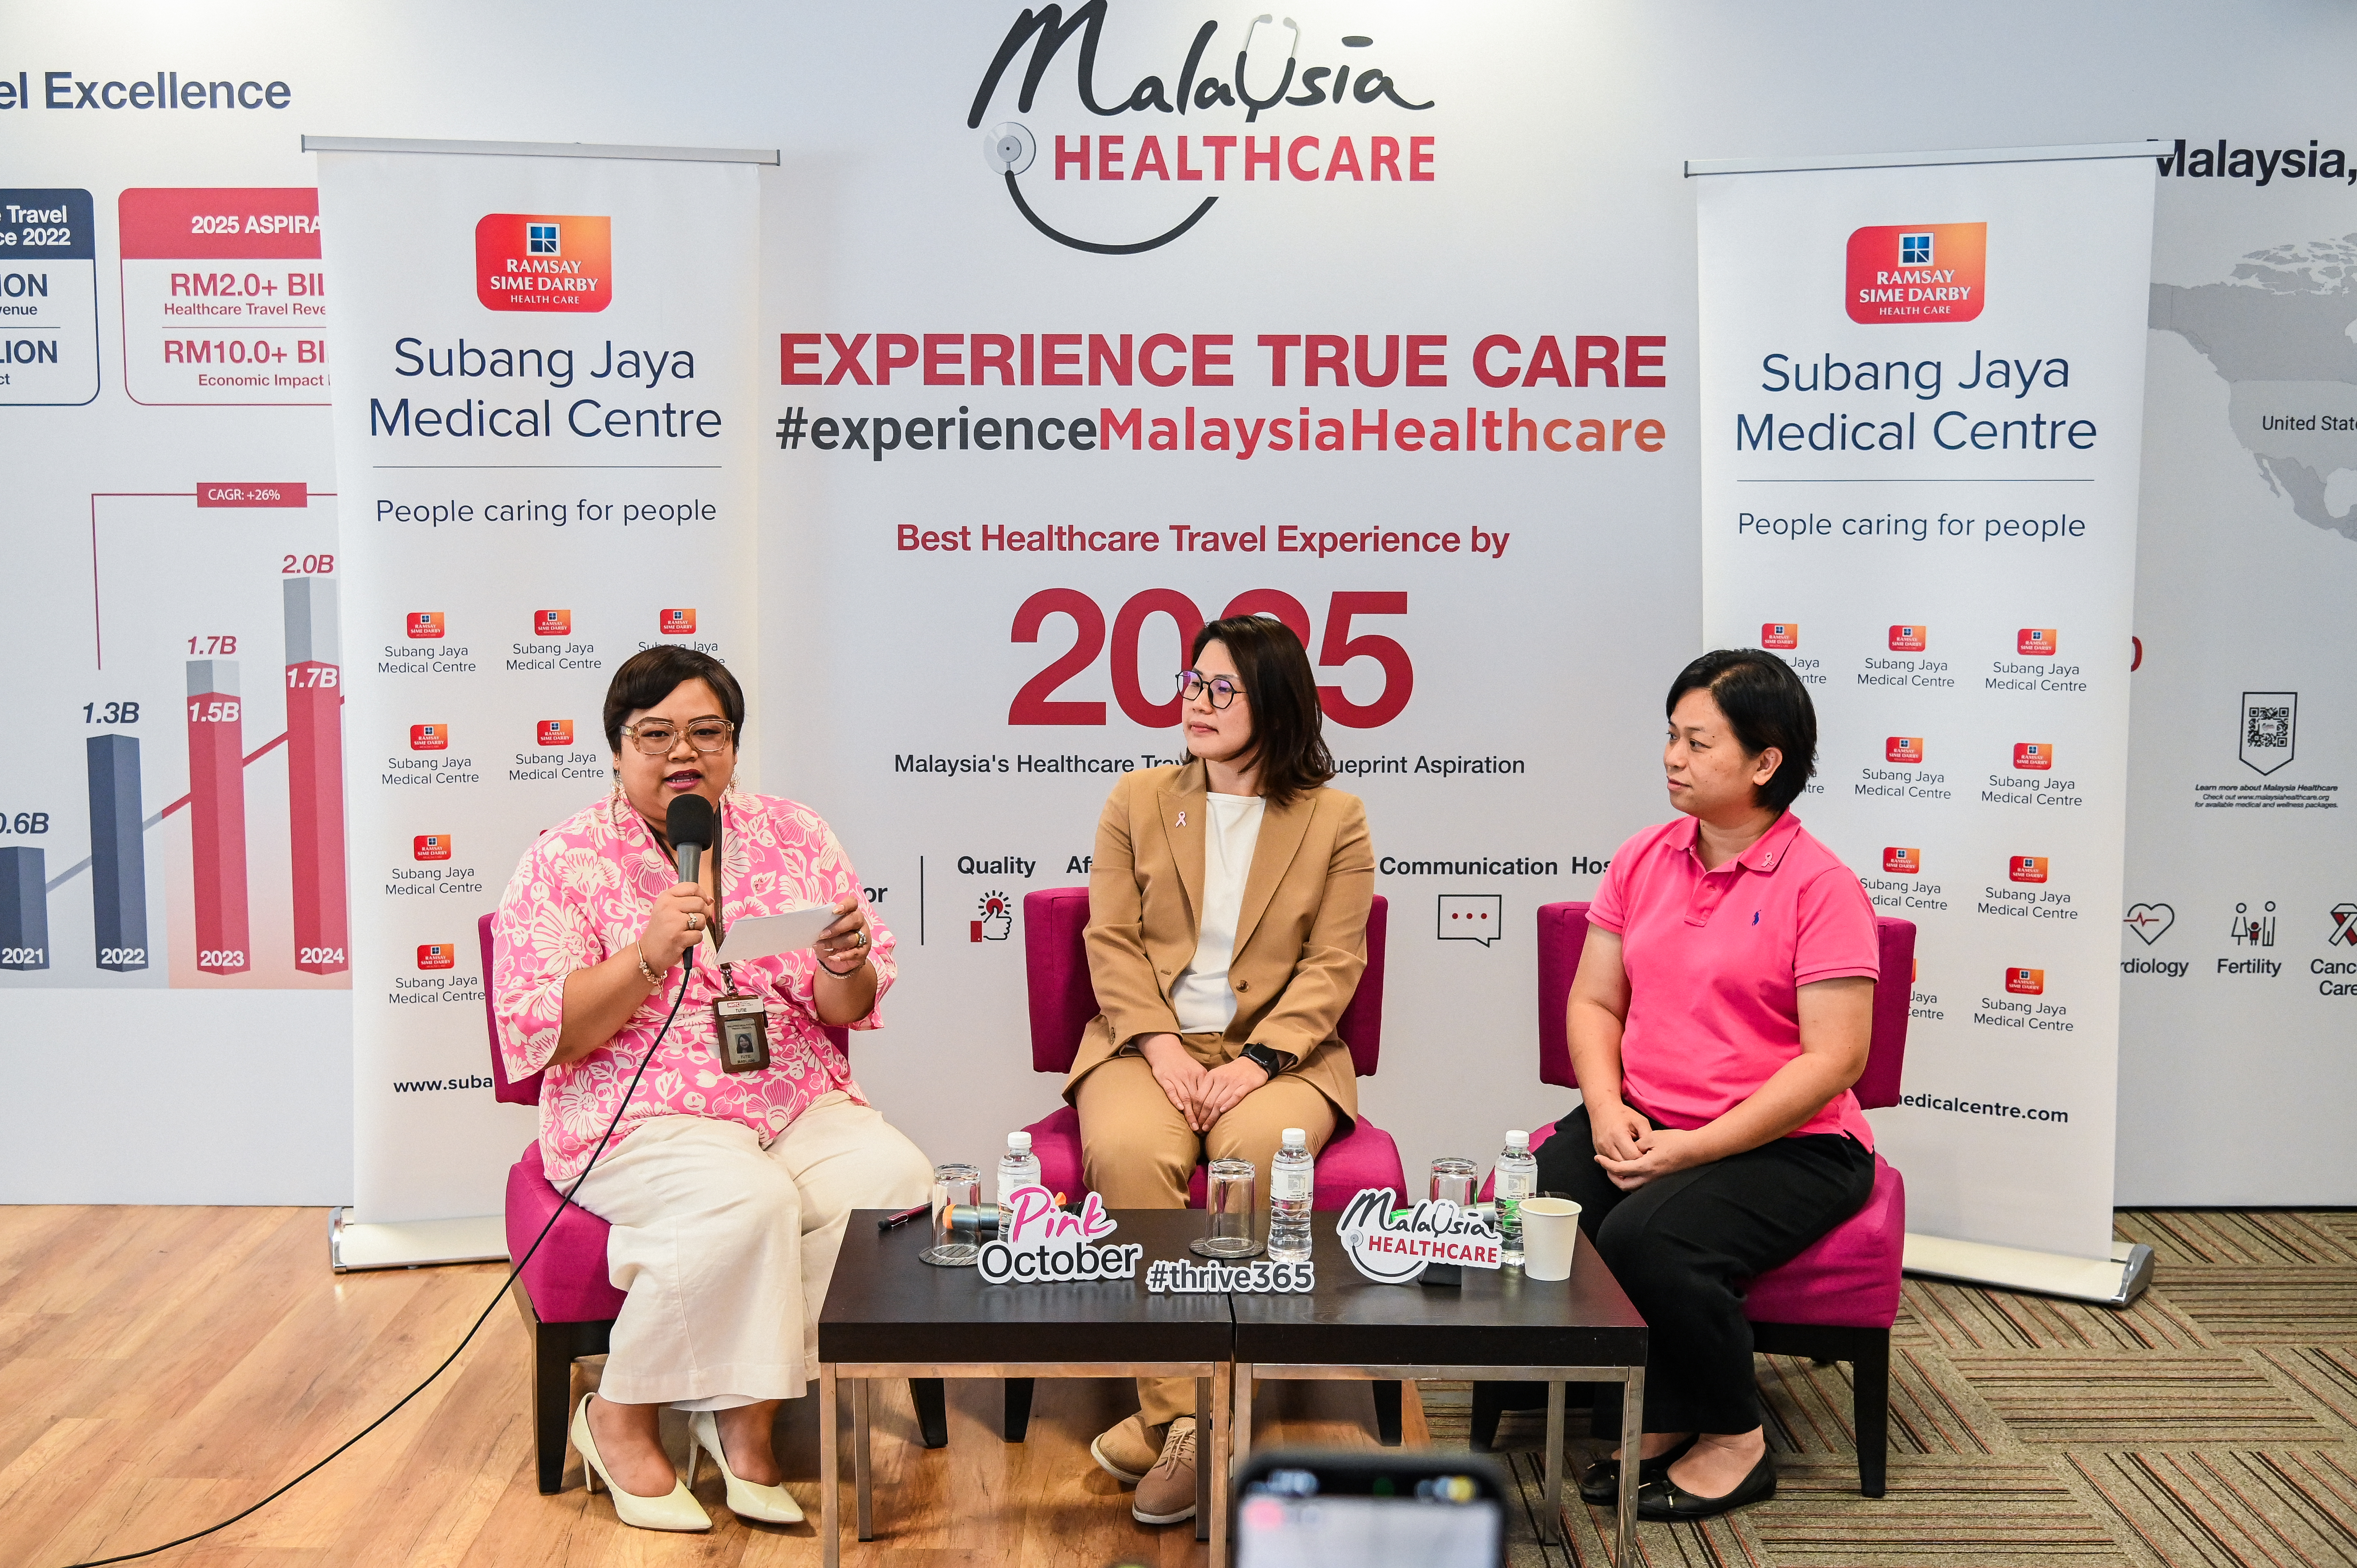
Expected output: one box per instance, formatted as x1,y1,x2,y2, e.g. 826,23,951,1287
636,940,664,986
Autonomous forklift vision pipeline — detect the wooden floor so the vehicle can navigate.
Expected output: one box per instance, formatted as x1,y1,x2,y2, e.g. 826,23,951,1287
0,1206,1428,1568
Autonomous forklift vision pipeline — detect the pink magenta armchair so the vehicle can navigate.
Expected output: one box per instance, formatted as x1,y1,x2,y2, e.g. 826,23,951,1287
1474,901,1912,1497
1009,886,1411,1442
1016,887,1407,1209
476,913,945,1492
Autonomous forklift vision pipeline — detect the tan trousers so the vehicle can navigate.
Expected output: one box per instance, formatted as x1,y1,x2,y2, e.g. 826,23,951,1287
1075,1036,1337,1425
573,1093,931,1407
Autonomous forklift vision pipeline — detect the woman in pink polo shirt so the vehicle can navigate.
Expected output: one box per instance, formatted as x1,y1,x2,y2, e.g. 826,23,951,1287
1532,649,1878,1522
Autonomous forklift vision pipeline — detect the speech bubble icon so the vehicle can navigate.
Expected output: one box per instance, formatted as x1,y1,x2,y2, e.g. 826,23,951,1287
1438,894,1503,945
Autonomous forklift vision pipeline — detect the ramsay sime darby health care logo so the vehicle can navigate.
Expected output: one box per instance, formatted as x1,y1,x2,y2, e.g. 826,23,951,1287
475,213,611,313
1846,223,1986,324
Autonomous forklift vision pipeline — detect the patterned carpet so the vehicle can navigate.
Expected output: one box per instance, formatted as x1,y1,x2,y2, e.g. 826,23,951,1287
1419,1211,2357,1568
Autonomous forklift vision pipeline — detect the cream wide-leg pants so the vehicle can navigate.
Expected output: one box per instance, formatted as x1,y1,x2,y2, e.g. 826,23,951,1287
572,1093,932,1407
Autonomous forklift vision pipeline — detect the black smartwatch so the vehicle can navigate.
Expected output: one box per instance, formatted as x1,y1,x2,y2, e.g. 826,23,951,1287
1239,1043,1295,1082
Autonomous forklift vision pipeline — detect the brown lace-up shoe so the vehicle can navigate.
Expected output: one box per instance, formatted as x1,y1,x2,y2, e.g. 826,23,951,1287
1131,1416,1198,1525
1089,1412,1167,1484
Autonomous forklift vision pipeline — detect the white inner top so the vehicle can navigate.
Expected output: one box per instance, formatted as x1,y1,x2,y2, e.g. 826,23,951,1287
1169,792,1268,1035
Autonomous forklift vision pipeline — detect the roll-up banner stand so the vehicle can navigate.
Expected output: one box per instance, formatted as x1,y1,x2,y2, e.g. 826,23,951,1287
311,137,771,1269
1693,144,2159,1304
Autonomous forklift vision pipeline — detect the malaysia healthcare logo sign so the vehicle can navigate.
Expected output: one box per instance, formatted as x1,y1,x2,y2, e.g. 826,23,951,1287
964,9,1439,258
1846,222,1985,324
474,213,611,312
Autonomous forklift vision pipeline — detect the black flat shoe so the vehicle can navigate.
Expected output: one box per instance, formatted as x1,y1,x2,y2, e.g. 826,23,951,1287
1635,1450,1776,1521
1578,1434,1696,1505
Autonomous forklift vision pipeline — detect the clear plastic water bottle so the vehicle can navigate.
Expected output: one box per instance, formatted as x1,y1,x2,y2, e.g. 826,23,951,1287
996,1131,1039,1238
1495,1130,1538,1266
1269,1128,1315,1261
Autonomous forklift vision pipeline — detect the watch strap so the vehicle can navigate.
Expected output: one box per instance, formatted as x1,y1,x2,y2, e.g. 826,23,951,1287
1241,1043,1293,1078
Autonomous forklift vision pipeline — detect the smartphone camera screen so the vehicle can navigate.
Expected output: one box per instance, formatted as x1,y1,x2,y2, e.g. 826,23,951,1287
1237,1464,1503,1568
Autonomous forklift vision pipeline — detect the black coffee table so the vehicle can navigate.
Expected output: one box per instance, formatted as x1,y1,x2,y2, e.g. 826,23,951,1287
819,1209,1237,1568
1228,1225,1649,1565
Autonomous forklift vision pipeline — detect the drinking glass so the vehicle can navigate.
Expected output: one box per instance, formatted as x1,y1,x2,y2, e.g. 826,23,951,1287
922,1163,982,1266
1429,1156,1478,1209
1192,1158,1262,1257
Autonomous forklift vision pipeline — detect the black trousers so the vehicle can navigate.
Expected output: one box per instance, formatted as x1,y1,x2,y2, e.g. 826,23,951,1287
1533,1104,1875,1434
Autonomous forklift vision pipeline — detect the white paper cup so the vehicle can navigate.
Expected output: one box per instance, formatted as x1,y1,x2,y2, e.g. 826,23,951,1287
1518,1197,1583,1281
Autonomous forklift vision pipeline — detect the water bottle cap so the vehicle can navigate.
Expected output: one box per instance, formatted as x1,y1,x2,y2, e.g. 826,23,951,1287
1281,1128,1306,1148
1008,1131,1032,1152
1505,1130,1529,1149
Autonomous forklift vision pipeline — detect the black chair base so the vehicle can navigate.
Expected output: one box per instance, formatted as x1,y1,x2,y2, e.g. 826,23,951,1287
1465,1327,1890,1498
515,1282,615,1495
911,1378,948,1448
1469,1380,1548,1452
1748,1322,1888,1498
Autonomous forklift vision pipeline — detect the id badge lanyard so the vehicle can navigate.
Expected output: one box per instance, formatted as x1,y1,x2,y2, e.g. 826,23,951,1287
688,802,772,1074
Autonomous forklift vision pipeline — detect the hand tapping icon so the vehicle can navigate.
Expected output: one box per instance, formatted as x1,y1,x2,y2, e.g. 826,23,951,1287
971,890,1013,943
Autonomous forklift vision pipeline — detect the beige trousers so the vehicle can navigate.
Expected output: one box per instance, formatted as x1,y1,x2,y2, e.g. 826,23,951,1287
573,1093,932,1407
1075,1037,1337,1425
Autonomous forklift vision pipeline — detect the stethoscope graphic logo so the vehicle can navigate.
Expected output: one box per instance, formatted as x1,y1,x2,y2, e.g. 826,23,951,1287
984,13,1301,256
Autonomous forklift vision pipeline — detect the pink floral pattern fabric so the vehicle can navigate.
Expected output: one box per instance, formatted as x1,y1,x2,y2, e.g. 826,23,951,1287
491,785,892,1182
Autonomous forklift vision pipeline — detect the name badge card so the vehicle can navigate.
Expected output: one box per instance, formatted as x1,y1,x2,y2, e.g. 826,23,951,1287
978,1186,1142,1284
1337,1188,1502,1284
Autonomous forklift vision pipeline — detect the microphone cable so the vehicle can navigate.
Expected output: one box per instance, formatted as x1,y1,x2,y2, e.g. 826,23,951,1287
58,954,702,1568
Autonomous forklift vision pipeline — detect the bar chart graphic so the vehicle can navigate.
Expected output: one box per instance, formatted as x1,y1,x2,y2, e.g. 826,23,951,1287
0,489,349,989
186,658,251,973
284,578,347,973
0,847,48,969
87,734,148,971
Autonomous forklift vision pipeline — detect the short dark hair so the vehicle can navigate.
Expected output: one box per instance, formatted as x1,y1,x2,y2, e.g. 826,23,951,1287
1665,649,1817,813
1191,614,1334,808
602,647,745,754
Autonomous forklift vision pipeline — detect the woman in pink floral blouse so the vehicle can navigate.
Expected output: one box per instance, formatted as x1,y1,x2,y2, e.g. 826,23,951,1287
492,646,930,1533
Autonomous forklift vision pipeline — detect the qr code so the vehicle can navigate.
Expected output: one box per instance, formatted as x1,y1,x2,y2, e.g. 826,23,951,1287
2246,707,2292,749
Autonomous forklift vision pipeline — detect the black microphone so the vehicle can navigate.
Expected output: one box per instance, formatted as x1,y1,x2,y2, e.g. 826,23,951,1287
666,793,715,887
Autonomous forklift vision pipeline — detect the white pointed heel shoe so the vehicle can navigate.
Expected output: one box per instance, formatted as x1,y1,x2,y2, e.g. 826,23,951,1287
572,1394,712,1532
687,1409,806,1524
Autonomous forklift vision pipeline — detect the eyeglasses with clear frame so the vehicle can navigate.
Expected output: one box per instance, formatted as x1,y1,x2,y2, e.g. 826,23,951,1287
619,717,736,756
1176,671,1243,709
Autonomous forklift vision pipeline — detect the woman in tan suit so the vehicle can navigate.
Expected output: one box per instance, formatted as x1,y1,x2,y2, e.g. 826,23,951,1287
1071,614,1374,1524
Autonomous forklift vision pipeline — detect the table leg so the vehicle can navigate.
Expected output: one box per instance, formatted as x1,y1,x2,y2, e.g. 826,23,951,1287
1195,1375,1212,1543
853,1376,874,1541
1541,1381,1566,1543
819,1364,840,1568
1209,1361,1232,1568
1232,1363,1254,1476
1615,1370,1645,1568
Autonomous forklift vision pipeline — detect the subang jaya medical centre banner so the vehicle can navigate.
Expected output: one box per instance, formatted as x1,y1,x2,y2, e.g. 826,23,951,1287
317,140,766,1244
1697,148,2157,1289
